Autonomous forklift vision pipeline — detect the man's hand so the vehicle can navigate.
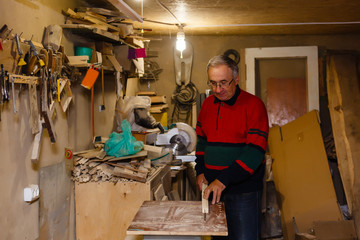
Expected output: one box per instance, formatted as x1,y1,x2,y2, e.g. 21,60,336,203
203,179,226,204
196,173,208,191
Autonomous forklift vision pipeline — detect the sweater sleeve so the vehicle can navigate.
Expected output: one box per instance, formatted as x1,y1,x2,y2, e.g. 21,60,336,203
217,98,269,186
195,104,207,176
195,136,206,175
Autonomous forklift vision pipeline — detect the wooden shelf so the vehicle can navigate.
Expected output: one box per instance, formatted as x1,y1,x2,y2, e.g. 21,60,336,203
61,24,121,43
61,24,139,49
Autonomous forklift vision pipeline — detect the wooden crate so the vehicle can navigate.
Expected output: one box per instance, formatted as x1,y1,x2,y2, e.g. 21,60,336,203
75,165,170,240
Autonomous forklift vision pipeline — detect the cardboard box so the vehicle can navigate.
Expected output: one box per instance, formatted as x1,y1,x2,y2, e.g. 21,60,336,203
268,110,342,240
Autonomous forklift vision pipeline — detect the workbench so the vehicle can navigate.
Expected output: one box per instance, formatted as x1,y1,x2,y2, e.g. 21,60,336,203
127,201,228,239
74,165,171,240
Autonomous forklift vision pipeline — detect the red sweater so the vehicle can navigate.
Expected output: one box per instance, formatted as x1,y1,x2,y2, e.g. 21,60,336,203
195,86,269,193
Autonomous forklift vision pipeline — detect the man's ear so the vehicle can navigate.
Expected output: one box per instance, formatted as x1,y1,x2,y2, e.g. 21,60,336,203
234,75,240,84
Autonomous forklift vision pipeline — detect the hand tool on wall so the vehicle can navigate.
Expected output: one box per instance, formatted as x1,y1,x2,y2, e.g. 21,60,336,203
31,117,44,162
1,64,9,102
92,86,95,140
0,25,8,47
42,25,62,51
15,33,27,66
25,39,45,67
202,182,209,221
81,65,99,89
0,64,4,104
11,76,17,114
0,24,12,43
0,66,2,121
40,68,56,143
99,67,105,111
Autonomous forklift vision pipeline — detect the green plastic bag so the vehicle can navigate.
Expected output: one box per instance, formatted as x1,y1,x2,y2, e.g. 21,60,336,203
104,120,144,157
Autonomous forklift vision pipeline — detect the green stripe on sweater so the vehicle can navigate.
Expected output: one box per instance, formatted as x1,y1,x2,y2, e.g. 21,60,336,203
205,145,264,171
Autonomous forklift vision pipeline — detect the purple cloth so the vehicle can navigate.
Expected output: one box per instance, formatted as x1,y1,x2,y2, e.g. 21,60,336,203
128,48,147,59
128,48,137,59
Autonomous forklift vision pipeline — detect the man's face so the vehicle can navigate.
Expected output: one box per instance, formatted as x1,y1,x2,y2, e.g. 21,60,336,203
208,64,239,101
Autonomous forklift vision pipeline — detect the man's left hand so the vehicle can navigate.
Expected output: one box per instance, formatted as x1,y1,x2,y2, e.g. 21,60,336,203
203,179,226,204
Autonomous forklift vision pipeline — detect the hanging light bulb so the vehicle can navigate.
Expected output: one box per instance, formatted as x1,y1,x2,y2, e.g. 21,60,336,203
176,26,186,58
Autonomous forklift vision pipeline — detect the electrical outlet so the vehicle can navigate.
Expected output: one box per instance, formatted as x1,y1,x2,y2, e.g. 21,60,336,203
24,184,39,202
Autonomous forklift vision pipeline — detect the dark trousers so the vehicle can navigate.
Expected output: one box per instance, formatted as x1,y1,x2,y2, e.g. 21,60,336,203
213,190,262,240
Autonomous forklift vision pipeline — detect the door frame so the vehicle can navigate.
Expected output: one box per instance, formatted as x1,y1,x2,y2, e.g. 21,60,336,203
245,46,319,111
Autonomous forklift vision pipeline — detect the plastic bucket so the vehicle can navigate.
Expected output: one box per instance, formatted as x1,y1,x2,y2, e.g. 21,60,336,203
75,46,93,63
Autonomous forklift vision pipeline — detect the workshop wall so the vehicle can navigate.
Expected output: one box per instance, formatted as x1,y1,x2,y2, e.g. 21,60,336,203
1,1,360,239
0,0,100,239
146,34,360,124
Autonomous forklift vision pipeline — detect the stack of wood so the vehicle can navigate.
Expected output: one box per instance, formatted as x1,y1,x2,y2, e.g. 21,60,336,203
62,8,134,39
137,91,168,114
71,148,157,183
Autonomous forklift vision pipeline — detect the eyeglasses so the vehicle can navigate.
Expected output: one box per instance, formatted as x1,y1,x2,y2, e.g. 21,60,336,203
208,79,234,89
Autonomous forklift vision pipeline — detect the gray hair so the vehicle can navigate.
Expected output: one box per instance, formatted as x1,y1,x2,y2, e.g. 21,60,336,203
206,55,239,79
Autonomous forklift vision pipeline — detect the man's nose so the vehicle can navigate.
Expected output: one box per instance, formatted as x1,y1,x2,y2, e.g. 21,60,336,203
214,85,222,92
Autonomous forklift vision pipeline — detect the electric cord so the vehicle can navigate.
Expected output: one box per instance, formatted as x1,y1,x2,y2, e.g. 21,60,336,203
171,82,198,123
172,82,198,105
155,0,182,26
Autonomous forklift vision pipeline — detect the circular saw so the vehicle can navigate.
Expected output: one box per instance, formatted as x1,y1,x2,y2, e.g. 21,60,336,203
155,122,196,155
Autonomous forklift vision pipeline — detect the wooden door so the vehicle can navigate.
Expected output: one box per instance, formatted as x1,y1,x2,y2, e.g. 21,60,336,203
267,77,307,127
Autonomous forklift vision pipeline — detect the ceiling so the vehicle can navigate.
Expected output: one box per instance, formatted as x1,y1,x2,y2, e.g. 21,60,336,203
85,0,360,36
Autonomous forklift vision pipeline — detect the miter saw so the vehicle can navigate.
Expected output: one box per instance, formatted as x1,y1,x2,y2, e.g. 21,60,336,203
155,122,197,156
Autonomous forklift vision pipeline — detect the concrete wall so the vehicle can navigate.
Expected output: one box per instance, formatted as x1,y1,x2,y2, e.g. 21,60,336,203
145,34,360,123
0,0,118,239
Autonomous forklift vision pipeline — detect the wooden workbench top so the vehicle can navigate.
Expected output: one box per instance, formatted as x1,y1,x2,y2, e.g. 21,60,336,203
127,201,228,236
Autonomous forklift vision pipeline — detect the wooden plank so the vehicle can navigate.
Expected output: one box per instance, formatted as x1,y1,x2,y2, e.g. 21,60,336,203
28,83,39,134
75,148,101,159
77,12,121,32
73,148,99,156
8,74,39,85
153,183,165,201
149,104,168,113
75,182,151,240
326,55,354,214
40,162,71,240
88,155,115,163
61,24,120,43
58,78,73,113
150,95,166,104
106,55,123,72
168,190,181,201
326,53,360,237
137,91,157,96
127,201,227,236
108,150,147,161
202,183,209,215
313,220,357,240
147,165,171,195
107,162,148,174
31,120,44,162
261,181,282,238
125,77,139,96
112,166,147,183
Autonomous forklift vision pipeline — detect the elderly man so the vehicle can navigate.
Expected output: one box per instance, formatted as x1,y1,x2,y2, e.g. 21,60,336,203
195,55,269,240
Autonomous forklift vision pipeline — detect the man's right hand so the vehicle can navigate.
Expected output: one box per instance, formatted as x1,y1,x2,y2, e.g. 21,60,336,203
196,173,208,190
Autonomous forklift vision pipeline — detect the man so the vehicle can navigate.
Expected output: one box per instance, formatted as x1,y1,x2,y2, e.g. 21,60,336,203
195,55,269,240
